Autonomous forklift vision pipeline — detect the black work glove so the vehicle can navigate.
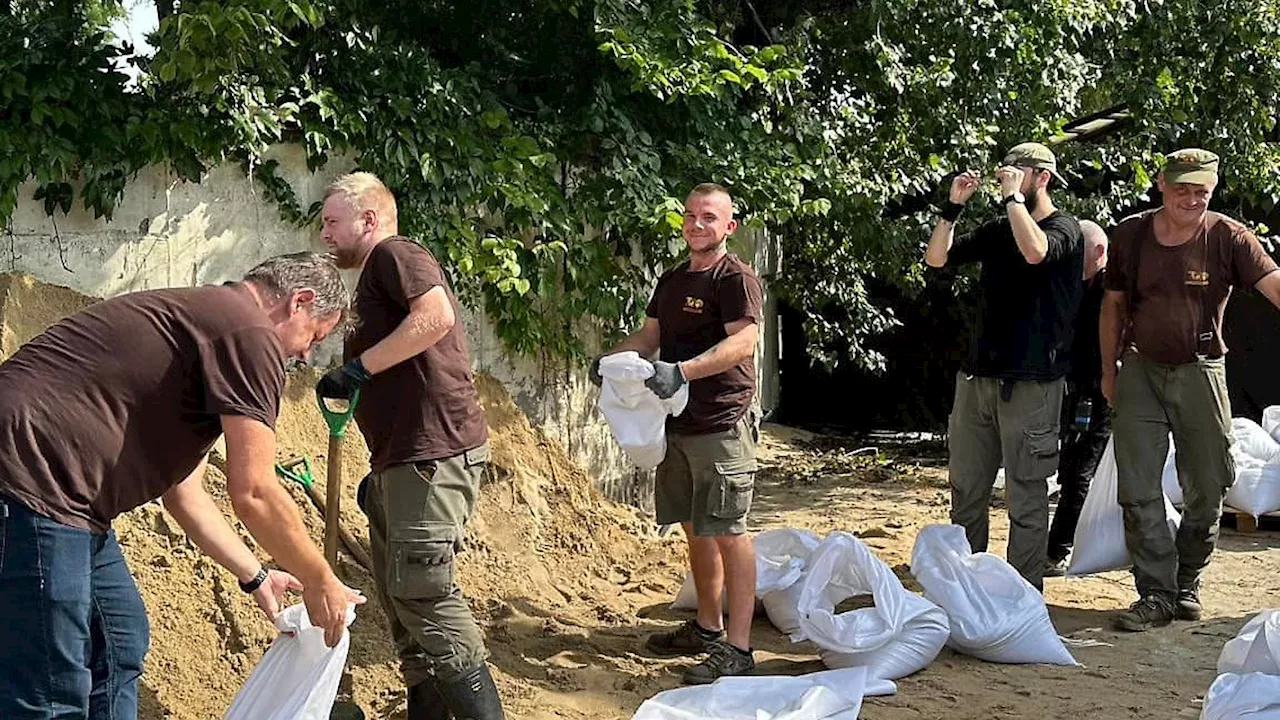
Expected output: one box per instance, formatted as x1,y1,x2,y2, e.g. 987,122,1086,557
589,355,604,387
645,361,687,400
316,357,372,401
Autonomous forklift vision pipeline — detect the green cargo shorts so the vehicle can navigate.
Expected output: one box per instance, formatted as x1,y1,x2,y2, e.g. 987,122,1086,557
655,409,760,537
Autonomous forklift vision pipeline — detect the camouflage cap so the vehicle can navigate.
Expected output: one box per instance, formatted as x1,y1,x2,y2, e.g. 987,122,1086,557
1002,142,1068,188
1163,148,1219,186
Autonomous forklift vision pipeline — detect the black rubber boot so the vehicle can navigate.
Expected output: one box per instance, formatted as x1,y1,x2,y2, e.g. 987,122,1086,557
435,664,505,720
407,678,452,720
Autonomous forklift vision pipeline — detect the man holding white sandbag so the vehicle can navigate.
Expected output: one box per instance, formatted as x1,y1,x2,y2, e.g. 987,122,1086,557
592,182,764,684
1102,149,1280,631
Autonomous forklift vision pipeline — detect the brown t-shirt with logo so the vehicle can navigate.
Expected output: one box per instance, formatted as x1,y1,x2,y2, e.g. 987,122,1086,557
0,284,286,532
345,237,488,471
1106,210,1279,364
646,253,764,436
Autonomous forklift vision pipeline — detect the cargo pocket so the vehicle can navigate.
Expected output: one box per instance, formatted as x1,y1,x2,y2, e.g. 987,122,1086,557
388,524,457,600
710,457,757,520
1019,426,1060,479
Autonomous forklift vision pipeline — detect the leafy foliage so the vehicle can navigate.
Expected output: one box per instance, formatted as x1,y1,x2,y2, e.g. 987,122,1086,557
4,0,1280,367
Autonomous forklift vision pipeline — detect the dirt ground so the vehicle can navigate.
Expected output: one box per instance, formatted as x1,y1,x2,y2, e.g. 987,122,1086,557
123,414,1279,720
3,272,1277,719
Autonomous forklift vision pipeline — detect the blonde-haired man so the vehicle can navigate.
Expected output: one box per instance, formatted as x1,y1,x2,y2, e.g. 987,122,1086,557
318,172,502,718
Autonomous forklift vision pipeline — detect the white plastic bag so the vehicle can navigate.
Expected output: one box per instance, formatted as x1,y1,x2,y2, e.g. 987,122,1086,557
756,529,822,635
1233,418,1280,464
631,666,896,720
598,352,689,470
671,529,820,618
909,524,1077,666
1226,418,1280,518
1227,463,1280,519
1264,406,1280,444
792,532,950,680
1200,673,1280,719
1068,438,1182,576
1218,609,1280,675
223,602,356,720
1162,440,1184,506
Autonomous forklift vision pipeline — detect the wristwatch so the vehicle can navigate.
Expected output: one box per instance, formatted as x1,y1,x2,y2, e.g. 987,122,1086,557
239,567,268,593
1003,191,1025,206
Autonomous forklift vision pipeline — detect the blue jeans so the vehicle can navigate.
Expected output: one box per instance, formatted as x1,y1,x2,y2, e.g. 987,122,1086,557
0,495,150,719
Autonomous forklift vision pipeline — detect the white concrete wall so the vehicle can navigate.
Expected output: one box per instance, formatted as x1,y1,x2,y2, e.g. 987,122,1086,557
6,145,779,504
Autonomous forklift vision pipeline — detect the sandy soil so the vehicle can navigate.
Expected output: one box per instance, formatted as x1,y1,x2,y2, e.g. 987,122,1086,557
3,272,1277,719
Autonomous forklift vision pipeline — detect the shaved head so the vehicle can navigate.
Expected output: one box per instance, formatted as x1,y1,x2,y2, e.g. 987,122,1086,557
1080,220,1108,280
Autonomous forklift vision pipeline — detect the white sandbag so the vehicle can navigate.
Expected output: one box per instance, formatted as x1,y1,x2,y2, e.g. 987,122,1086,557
909,524,1077,666
1218,609,1280,675
670,571,727,612
756,529,822,635
1233,418,1280,464
1264,406,1280,444
792,532,950,681
631,666,896,720
598,352,689,470
223,602,357,720
1067,438,1181,576
1162,440,1184,506
1200,673,1280,719
1227,463,1280,519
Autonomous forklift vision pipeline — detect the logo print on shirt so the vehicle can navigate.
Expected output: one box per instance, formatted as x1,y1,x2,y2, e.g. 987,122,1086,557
683,296,705,314
1185,269,1209,287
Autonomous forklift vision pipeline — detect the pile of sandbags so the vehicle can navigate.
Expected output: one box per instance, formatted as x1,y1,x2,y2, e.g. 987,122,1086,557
1226,417,1280,520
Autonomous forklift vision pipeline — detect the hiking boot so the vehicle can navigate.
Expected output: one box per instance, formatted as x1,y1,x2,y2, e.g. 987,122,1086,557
682,640,755,685
645,619,723,657
1044,557,1068,578
1113,595,1175,632
1176,589,1203,621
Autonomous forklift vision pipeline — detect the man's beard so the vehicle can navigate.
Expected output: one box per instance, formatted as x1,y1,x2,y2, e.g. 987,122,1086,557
333,246,361,269
1025,187,1044,215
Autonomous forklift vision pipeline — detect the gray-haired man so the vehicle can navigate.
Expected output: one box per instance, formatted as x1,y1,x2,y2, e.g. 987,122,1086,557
0,252,363,719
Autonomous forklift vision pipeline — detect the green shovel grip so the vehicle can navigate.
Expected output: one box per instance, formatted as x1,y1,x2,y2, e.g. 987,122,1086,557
317,388,360,438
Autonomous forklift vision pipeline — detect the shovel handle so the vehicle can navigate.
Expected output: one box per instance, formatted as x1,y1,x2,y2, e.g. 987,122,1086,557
317,389,360,438
325,434,342,570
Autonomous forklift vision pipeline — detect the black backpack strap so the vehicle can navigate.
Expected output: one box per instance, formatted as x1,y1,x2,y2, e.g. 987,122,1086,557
1194,215,1221,358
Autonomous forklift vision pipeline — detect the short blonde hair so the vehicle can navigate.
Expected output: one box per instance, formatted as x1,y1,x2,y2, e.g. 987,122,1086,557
324,172,398,230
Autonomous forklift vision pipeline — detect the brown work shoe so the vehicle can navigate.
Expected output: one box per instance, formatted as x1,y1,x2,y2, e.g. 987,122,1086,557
682,640,756,685
1113,595,1175,632
645,619,723,657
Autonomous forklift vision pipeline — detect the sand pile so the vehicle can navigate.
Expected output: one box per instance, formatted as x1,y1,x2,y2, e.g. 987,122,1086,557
0,273,685,719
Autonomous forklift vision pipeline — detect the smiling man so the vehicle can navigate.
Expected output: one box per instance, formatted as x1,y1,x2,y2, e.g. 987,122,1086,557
592,182,764,684
0,252,362,719
1102,149,1280,631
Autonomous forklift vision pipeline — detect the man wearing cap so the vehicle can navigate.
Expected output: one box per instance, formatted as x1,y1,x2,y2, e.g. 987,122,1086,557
925,141,1084,591
1102,149,1280,631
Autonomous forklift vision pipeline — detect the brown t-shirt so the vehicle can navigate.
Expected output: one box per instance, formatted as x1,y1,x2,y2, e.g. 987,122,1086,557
646,253,764,436
345,238,488,471
0,285,286,531
1106,210,1279,364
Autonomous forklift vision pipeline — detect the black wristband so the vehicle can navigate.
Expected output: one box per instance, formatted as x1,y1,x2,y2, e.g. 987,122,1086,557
939,201,965,223
239,567,268,593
